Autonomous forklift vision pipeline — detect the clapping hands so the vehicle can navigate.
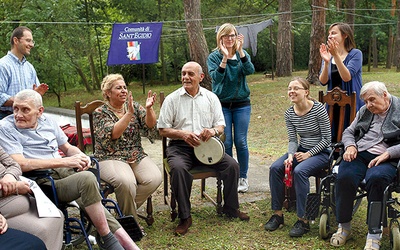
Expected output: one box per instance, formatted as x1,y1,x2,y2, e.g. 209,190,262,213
33,83,49,96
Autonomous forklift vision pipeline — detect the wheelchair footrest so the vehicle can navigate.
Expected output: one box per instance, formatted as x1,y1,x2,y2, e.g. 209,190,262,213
305,193,321,221
117,215,143,242
368,201,382,234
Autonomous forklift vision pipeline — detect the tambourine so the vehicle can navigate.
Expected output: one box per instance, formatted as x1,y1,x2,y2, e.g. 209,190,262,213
194,136,225,165
283,164,293,187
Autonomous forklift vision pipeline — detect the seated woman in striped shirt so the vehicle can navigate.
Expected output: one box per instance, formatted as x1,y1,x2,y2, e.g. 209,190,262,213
264,77,331,237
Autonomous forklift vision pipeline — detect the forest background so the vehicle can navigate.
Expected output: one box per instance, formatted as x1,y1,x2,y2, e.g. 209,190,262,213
2,1,400,249
1,0,400,108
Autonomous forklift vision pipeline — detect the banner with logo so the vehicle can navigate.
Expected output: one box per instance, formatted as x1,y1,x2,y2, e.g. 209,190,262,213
107,22,163,65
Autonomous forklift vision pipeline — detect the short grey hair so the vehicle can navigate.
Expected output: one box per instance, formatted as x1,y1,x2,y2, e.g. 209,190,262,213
15,89,43,108
360,81,391,99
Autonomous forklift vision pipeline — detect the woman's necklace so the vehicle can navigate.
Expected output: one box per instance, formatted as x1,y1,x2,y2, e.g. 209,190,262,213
106,102,125,113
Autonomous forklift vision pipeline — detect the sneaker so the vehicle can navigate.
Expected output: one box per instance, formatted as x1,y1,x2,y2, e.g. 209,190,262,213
289,220,310,237
264,214,284,231
238,178,249,193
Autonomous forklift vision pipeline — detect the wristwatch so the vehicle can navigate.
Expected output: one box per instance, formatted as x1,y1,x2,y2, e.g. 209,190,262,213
213,128,219,137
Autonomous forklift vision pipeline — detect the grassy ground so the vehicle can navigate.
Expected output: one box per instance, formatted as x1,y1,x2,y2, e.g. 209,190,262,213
44,68,400,249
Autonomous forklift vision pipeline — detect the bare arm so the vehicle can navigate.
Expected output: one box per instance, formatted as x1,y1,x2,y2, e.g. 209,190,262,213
159,125,224,148
10,142,90,172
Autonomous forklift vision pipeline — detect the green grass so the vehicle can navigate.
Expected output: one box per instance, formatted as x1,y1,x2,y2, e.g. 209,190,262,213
44,67,400,249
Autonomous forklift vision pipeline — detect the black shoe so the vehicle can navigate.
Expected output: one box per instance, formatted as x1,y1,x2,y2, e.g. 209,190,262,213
289,220,310,237
264,214,284,231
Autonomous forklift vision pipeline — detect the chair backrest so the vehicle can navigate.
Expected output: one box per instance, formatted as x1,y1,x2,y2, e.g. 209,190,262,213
318,86,356,142
74,100,105,152
159,92,168,159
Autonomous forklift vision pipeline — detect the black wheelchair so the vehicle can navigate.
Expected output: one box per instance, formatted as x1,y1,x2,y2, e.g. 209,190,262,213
25,157,143,250
305,142,400,249
367,161,400,249
304,142,366,239
24,169,94,249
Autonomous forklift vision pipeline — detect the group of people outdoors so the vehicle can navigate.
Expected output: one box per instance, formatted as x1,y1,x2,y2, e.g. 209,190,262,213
0,21,397,250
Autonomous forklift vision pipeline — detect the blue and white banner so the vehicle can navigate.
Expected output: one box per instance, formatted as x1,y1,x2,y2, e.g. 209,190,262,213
107,22,163,65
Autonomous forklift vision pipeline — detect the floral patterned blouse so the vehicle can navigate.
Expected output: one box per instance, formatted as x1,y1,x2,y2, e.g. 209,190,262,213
93,102,156,163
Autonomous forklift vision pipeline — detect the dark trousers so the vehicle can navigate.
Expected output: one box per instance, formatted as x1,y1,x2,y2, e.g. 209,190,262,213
335,151,397,223
166,140,240,219
0,228,46,250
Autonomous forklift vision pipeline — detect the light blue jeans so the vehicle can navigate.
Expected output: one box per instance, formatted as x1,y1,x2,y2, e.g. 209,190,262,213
222,104,251,179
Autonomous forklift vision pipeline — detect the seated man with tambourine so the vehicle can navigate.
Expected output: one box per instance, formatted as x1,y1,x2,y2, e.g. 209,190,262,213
158,61,249,236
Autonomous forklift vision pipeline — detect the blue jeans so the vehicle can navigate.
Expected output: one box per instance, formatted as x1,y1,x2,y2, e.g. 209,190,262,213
269,150,329,218
222,105,251,179
335,151,397,223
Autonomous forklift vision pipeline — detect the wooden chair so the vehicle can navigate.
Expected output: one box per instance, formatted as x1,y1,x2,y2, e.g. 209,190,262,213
319,86,357,142
74,100,154,226
283,86,357,211
159,92,223,221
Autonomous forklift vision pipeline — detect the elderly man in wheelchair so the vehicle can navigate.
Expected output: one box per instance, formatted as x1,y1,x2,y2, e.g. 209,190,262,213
0,89,140,250
329,81,400,250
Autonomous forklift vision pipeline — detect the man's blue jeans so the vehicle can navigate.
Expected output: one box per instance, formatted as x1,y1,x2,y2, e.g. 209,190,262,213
222,104,251,179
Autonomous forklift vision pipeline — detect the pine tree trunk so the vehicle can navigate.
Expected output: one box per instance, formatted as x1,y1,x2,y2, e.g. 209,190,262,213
183,0,211,90
307,0,326,85
276,0,292,77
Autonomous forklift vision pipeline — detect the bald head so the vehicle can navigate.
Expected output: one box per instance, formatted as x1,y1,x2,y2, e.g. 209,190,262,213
181,61,204,96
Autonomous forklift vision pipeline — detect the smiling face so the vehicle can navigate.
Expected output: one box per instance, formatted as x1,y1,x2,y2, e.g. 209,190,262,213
181,62,204,96
107,79,128,105
287,79,309,104
221,32,237,49
13,98,43,129
14,30,34,58
216,23,238,51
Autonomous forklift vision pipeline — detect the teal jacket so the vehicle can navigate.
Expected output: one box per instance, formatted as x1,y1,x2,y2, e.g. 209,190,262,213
207,50,255,103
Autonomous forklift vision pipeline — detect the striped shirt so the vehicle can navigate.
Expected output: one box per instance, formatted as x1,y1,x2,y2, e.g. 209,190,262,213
0,51,40,112
285,101,331,156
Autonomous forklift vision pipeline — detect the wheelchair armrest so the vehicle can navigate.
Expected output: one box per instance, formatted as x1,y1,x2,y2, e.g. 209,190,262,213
330,142,344,149
23,169,53,178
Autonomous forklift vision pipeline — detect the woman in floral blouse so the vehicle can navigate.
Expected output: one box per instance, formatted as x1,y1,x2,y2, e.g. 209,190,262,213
93,74,162,224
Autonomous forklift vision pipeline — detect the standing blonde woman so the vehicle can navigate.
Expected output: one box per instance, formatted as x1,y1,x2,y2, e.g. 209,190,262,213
207,23,255,193
93,74,162,226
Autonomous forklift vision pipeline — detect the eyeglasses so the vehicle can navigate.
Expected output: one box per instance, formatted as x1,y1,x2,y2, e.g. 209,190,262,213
287,87,306,91
19,38,35,45
222,34,237,40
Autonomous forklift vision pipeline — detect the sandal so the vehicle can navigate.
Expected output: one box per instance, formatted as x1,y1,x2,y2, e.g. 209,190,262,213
364,238,380,250
330,227,351,247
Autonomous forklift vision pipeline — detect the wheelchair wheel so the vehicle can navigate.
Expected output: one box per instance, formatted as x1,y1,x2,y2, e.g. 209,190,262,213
391,223,400,250
63,204,94,248
352,196,363,216
319,213,330,239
